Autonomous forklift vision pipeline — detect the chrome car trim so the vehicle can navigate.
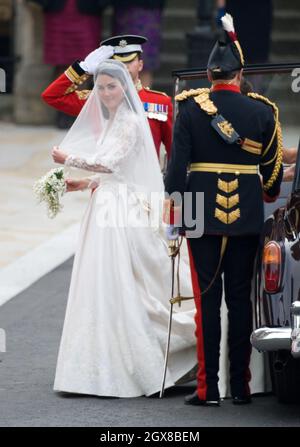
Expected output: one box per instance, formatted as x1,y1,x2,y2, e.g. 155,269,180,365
291,301,300,316
291,302,300,358
251,327,291,352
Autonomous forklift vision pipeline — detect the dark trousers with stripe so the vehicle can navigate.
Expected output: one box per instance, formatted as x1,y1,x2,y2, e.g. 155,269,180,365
187,234,259,400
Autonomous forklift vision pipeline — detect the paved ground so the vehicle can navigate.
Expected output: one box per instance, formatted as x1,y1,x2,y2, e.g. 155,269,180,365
0,258,300,428
0,123,87,270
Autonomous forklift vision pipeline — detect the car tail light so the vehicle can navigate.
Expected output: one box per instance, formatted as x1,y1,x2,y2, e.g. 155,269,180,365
262,241,282,293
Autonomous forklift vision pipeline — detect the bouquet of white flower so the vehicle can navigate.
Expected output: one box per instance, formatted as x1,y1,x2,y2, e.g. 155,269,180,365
33,167,66,218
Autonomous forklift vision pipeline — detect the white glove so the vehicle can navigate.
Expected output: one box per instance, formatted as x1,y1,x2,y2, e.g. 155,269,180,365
79,45,115,74
166,225,179,241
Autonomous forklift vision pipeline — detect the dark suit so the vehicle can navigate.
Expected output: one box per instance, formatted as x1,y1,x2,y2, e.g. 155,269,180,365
165,85,283,400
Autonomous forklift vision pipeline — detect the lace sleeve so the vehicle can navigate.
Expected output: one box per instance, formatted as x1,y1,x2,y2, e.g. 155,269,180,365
64,114,139,174
65,154,112,173
87,175,101,189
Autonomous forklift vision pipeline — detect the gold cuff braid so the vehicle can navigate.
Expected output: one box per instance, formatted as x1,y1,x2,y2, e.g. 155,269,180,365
64,65,90,95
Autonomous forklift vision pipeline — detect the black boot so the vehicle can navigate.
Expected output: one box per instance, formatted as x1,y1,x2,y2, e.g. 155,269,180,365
232,395,252,405
184,391,220,407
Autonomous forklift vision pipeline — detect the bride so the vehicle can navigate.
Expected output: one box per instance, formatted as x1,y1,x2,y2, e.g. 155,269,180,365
51,59,197,397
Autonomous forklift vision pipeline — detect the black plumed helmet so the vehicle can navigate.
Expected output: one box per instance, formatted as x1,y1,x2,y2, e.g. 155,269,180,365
207,14,244,73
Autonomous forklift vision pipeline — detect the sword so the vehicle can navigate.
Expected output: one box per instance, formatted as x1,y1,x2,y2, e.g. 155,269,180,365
159,232,228,398
159,238,180,398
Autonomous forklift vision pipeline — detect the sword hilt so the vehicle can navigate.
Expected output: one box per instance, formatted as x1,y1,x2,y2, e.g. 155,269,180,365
169,295,194,305
168,239,180,258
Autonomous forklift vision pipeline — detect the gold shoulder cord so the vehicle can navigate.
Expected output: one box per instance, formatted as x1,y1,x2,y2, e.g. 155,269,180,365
175,88,210,102
176,88,218,115
247,93,283,191
194,90,218,115
64,66,90,95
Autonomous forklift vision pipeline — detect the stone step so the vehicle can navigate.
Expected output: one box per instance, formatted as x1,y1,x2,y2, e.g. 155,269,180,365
272,31,300,42
160,31,190,54
100,4,198,95
273,10,300,33
273,0,300,11
99,30,300,62
161,8,197,31
101,1,300,97
156,53,188,82
102,4,198,31
271,54,300,62
271,45,300,59
0,93,13,120
271,0,300,62
162,0,197,9
271,30,300,59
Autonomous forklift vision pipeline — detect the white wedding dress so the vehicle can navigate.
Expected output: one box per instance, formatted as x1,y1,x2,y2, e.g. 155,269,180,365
54,103,197,397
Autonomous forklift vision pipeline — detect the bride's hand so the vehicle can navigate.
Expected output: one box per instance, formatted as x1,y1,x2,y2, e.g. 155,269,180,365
65,178,89,192
52,146,67,164
283,164,295,182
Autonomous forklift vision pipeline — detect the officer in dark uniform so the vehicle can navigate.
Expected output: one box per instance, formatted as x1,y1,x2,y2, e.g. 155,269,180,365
164,14,283,406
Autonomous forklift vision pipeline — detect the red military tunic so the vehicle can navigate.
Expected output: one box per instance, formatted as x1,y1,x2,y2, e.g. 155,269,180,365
41,61,173,159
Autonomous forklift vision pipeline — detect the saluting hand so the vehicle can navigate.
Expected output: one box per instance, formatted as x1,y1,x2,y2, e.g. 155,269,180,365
79,46,115,75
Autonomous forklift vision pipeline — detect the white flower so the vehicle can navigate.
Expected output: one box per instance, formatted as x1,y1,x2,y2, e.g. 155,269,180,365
33,168,66,218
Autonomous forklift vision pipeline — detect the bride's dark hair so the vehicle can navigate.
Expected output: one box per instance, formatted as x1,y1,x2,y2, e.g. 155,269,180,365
95,61,137,118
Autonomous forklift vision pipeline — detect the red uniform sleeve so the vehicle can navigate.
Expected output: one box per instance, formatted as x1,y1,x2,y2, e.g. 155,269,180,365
41,61,91,116
161,96,173,160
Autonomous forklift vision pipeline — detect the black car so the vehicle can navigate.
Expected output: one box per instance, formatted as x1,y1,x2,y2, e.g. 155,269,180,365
251,137,300,404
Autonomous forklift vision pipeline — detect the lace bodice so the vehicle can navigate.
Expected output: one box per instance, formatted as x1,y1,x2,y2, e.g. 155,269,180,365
65,103,140,177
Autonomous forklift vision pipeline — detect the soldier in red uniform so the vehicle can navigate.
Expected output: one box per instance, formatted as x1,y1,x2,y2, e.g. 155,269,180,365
41,35,173,161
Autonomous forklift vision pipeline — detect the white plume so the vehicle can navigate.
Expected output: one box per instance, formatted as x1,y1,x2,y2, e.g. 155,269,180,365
221,13,235,33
